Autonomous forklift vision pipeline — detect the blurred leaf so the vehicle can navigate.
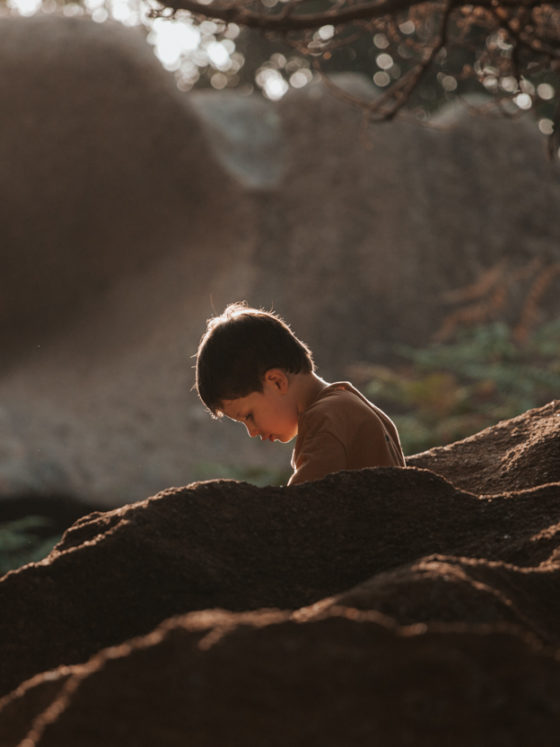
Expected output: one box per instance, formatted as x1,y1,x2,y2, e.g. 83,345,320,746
362,321,559,455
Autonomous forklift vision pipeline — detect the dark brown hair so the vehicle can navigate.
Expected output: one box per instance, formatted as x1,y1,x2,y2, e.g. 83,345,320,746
195,302,315,415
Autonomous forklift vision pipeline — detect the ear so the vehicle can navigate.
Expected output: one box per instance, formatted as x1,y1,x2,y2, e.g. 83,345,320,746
263,368,289,393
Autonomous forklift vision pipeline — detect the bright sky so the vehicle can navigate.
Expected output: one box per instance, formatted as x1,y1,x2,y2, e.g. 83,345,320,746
4,0,290,98
148,16,201,68
7,0,42,15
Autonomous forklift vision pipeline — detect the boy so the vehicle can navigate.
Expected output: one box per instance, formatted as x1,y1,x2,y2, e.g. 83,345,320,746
195,302,405,485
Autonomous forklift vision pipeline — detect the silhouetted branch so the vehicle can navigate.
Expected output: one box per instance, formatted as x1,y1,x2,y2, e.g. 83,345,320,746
151,0,558,33
150,0,431,31
148,0,560,155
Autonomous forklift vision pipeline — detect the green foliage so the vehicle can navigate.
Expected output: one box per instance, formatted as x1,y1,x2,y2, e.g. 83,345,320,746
0,516,61,576
364,320,560,455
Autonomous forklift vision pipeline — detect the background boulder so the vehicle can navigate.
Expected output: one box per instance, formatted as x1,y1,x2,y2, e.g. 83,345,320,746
3,609,560,747
1,403,560,745
1,403,560,698
0,15,261,505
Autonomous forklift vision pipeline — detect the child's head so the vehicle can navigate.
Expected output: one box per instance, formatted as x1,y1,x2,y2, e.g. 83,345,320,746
195,303,315,436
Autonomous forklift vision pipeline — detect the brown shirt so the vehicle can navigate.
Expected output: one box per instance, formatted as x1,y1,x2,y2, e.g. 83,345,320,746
288,382,405,485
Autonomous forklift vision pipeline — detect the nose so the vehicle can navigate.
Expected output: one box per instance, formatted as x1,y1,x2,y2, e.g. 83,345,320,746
245,423,259,438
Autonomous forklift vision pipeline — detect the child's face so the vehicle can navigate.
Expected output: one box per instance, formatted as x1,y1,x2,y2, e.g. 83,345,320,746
220,370,299,443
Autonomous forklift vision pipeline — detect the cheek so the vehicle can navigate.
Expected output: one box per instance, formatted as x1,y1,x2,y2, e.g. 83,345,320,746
279,402,298,427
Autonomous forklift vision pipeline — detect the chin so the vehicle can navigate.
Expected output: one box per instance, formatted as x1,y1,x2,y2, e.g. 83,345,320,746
279,433,296,444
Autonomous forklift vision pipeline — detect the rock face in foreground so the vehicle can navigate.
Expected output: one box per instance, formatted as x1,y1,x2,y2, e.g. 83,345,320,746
3,611,560,747
408,400,560,494
0,402,559,745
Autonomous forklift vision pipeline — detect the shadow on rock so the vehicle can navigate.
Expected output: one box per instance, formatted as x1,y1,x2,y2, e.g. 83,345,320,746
3,609,560,747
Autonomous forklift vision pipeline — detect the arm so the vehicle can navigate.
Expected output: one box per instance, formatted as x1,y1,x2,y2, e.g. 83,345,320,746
288,428,348,486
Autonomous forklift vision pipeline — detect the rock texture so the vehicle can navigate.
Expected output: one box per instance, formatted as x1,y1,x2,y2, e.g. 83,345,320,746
1,16,559,506
2,611,560,747
0,403,559,745
408,400,560,494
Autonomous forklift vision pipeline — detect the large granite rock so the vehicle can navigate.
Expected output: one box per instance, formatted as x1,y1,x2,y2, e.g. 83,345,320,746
248,76,560,366
0,15,250,359
2,609,559,747
408,399,560,494
0,403,560,744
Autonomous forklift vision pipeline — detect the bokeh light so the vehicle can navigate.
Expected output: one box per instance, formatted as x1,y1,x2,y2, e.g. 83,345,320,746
398,19,415,35
7,0,42,15
373,33,389,49
514,93,532,111
1,0,306,96
255,67,289,100
148,17,201,70
317,24,334,41
1,0,558,131
538,118,554,135
537,83,555,101
373,71,390,87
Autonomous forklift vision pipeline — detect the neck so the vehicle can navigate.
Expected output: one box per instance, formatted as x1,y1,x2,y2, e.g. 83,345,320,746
292,372,329,416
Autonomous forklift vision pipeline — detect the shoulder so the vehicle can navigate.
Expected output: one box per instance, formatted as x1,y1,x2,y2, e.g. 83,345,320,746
304,382,373,416
299,382,377,432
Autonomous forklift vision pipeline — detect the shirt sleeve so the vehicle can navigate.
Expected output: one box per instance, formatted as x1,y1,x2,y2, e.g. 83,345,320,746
288,427,348,486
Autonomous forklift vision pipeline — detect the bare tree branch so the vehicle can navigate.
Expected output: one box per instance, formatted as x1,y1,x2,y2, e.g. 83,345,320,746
147,0,560,155
150,0,426,30
151,0,558,33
